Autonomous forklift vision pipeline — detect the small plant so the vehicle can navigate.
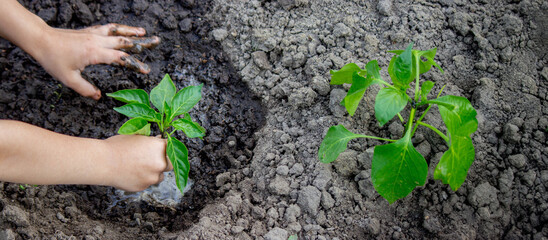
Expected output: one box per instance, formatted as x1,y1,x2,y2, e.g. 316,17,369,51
107,74,205,194
318,43,478,203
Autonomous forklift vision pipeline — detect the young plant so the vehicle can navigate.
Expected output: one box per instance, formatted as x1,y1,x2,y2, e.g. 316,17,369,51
107,74,205,194
318,43,478,203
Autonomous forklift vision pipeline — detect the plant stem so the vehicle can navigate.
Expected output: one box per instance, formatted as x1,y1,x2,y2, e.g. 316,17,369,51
414,54,421,102
412,105,431,136
411,84,446,136
417,121,449,142
358,134,397,142
397,113,404,123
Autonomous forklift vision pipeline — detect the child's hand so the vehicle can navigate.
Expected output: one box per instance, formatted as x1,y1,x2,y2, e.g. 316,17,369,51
103,134,172,192
35,24,160,100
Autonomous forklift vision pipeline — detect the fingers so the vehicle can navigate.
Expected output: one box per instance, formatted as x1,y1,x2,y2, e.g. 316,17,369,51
60,71,101,100
101,36,160,54
84,23,146,37
156,173,165,184
165,155,174,172
99,50,150,74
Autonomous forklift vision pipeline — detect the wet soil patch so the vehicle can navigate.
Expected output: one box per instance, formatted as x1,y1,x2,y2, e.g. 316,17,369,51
0,0,264,237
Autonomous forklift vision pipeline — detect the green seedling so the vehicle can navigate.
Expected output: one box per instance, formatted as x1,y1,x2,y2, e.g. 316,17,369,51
107,74,205,194
318,43,478,203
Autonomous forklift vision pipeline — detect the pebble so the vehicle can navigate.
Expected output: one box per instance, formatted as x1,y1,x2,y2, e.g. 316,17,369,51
333,23,351,38
503,123,520,143
212,28,229,41
263,227,288,240
269,175,291,195
1,205,30,227
377,0,392,16
179,18,193,32
508,154,527,169
252,51,272,70
333,150,359,177
284,204,301,222
468,182,498,207
329,88,347,117
298,186,322,216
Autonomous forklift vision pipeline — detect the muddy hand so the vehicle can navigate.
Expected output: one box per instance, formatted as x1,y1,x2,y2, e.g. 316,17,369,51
33,23,160,100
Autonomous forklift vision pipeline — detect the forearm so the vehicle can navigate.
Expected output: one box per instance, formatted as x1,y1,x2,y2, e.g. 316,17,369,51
0,0,51,59
0,120,114,186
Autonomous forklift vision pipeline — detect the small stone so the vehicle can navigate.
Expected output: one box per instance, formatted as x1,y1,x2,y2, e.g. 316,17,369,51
281,52,294,67
312,76,330,96
74,0,93,25
357,148,374,169
276,166,290,176
284,204,301,223
269,175,291,195
366,218,380,235
423,211,442,233
1,205,30,227
288,87,317,108
388,121,404,138
522,169,537,187
503,123,520,143
321,191,335,209
333,23,351,38
377,0,392,16
216,172,231,187
450,12,472,35
179,18,193,32
38,8,57,23
0,229,16,240
312,169,332,191
290,163,304,176
264,227,288,240
212,28,228,42
502,14,523,35
298,186,321,216
161,14,177,30
332,150,359,177
329,89,347,117
292,52,307,68
252,51,272,70
508,154,527,169
57,212,68,223
252,206,266,219
468,182,498,207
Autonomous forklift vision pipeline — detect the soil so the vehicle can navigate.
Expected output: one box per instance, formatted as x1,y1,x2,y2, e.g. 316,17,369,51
1,0,547,239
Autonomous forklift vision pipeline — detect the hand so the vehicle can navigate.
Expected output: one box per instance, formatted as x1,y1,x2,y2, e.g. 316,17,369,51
104,134,173,192
35,24,160,100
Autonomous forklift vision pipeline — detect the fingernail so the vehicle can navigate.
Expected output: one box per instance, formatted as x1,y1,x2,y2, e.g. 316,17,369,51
138,28,146,35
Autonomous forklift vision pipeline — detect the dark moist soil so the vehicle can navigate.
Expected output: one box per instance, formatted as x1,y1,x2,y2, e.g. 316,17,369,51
0,0,264,238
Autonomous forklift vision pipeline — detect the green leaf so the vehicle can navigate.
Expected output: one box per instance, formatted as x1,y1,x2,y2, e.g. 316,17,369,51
417,48,444,74
365,60,383,85
433,95,478,137
113,103,161,122
374,88,409,126
170,84,203,117
341,60,384,116
107,89,150,106
388,43,414,87
420,81,435,102
150,74,176,113
118,118,151,136
372,132,428,204
172,118,206,139
318,125,364,163
434,135,475,191
167,137,190,194
341,73,369,116
329,63,365,85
